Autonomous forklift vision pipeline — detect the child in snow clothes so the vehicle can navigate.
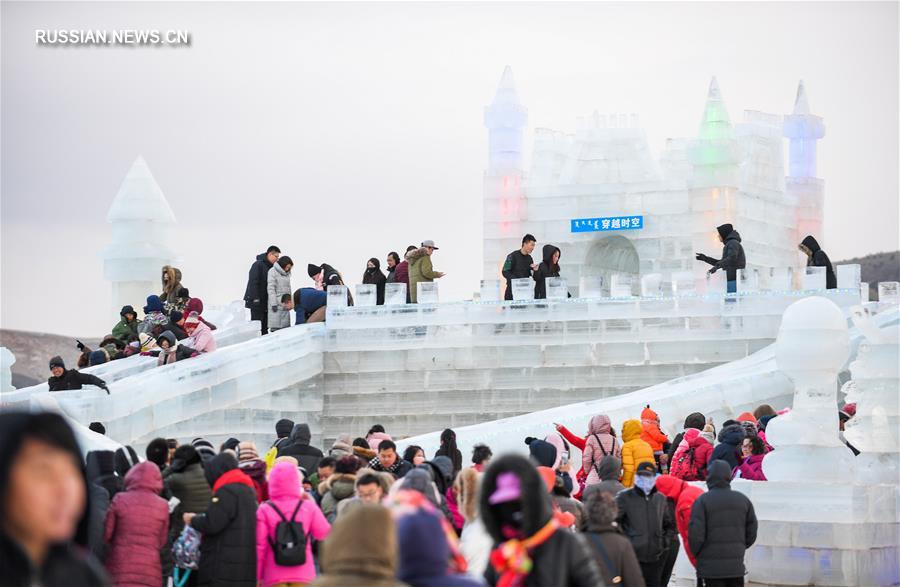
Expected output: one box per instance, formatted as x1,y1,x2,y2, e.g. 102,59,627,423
112,305,142,343
156,331,198,366
583,414,622,487
104,461,169,587
184,314,216,353
669,428,714,481
238,441,268,503
256,461,331,587
640,405,669,468
184,298,217,330
620,419,655,488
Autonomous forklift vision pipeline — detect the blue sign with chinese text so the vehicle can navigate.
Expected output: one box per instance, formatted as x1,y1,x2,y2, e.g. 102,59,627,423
570,215,643,233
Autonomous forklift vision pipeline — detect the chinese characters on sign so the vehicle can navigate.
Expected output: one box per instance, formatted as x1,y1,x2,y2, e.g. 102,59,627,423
570,215,643,233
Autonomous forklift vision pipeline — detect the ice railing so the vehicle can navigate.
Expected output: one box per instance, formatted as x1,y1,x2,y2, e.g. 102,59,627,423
16,323,324,446
398,303,900,464
0,301,259,407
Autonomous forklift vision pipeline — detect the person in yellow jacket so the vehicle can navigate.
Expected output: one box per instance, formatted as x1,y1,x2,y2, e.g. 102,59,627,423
620,419,655,488
406,240,445,303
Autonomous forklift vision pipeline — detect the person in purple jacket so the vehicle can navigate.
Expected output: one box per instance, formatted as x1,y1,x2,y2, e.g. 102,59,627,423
734,436,767,481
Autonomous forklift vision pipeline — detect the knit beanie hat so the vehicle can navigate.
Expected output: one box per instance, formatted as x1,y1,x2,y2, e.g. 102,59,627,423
238,441,259,462
88,349,108,366
49,356,65,370
275,418,295,438
89,422,106,435
192,437,216,460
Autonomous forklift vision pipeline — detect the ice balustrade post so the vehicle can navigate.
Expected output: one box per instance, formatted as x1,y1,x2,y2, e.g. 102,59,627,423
417,282,439,304
579,276,604,299
878,282,900,304
384,283,407,306
480,280,501,302
546,277,568,300
640,273,662,297
737,268,759,292
860,282,870,303
802,266,826,290
327,286,349,310
355,284,377,307
835,264,861,290
511,277,533,301
670,271,695,296
763,296,853,482
610,273,634,298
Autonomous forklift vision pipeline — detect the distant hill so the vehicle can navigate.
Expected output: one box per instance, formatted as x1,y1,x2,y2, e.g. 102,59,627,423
0,329,100,390
836,251,900,299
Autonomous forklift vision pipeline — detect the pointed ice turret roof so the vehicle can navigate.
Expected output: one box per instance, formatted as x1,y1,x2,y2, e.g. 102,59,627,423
698,76,732,140
792,79,810,115
490,65,523,107
107,156,176,223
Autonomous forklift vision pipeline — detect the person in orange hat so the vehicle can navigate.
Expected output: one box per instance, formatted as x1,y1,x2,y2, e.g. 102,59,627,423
640,406,669,471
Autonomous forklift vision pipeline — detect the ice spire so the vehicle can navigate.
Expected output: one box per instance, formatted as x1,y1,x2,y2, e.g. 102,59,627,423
793,79,810,116
484,66,527,174
783,80,825,178
698,76,732,139
102,156,177,320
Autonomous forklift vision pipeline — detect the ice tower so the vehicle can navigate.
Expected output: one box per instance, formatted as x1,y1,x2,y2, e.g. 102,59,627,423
784,80,826,242
483,66,528,281
101,156,177,318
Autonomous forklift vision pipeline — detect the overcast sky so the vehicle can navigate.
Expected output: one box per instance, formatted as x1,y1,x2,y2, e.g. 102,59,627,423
2,1,898,337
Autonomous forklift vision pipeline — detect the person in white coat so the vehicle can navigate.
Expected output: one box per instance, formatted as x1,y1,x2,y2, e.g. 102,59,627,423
267,256,293,332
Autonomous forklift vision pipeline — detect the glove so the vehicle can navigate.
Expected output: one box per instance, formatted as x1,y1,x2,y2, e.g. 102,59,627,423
102,385,110,395
271,305,279,312
695,253,709,263
708,267,718,275
76,341,86,352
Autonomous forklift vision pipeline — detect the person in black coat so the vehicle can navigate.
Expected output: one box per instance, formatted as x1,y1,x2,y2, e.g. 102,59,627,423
362,258,387,305
502,234,537,300
710,424,745,471
481,454,602,587
799,235,837,289
86,450,123,500
186,453,257,587
276,423,323,475
615,461,677,587
0,412,111,587
688,460,758,586
243,246,280,336
47,356,108,393
696,223,747,293
533,244,568,300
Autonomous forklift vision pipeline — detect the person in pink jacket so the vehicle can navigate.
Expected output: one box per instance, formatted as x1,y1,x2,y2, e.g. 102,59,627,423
257,461,331,586
734,436,768,481
583,414,622,486
669,428,714,481
104,461,169,587
184,313,217,353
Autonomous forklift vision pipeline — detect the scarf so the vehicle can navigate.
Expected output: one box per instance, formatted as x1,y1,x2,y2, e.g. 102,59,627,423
212,468,256,493
489,517,558,587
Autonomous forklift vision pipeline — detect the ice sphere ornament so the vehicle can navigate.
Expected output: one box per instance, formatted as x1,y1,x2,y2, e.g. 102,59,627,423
764,296,854,482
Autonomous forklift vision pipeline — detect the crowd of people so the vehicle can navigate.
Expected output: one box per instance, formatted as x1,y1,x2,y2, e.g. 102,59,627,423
46,266,221,392
1,399,860,587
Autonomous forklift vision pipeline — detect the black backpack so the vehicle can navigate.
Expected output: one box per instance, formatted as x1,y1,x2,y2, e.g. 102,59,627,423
265,500,308,566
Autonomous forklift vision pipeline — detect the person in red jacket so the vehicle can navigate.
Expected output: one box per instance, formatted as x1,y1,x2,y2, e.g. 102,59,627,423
104,461,169,587
554,422,588,497
654,475,704,568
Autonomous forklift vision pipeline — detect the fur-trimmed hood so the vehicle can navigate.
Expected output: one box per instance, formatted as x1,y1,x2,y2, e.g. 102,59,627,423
320,472,358,501
405,247,429,264
161,265,183,296
454,467,481,523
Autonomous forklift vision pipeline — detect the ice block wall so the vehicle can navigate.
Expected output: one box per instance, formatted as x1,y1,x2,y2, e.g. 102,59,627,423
322,287,861,446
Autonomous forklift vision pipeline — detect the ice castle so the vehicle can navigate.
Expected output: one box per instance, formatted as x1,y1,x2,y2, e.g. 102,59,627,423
483,67,825,295
2,68,898,587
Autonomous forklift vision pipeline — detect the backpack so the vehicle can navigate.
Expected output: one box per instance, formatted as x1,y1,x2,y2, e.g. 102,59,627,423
266,500,309,566
671,445,701,481
591,434,617,479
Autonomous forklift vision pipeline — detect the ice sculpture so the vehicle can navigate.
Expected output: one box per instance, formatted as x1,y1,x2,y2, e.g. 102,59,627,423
483,69,825,296
101,156,177,320
762,296,854,482
0,347,16,393
844,307,900,485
